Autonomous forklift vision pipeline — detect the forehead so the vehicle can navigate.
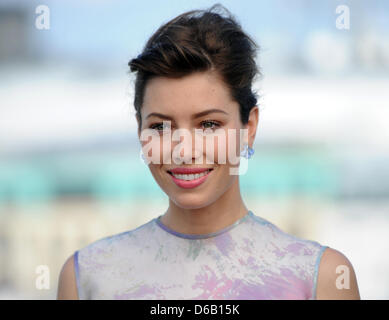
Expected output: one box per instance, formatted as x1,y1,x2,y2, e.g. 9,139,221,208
142,71,236,116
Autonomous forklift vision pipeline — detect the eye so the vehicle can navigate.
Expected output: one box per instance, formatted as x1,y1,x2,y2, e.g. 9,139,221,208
201,120,221,130
149,122,171,132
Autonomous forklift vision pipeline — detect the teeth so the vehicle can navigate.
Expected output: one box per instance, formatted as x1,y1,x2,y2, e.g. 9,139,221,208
171,169,211,181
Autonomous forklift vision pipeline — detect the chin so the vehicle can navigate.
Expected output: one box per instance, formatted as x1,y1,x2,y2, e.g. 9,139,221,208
170,193,215,210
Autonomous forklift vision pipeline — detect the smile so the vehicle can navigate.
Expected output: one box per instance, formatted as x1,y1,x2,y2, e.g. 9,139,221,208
170,169,212,180
167,168,214,189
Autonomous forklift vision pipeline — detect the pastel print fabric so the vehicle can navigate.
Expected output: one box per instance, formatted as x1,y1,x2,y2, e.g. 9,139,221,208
74,211,328,300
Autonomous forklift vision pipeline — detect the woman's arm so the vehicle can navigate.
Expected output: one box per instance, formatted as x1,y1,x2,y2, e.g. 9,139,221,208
57,254,79,300
316,247,361,299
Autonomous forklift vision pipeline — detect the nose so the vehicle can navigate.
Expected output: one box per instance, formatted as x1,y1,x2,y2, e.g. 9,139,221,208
171,129,202,165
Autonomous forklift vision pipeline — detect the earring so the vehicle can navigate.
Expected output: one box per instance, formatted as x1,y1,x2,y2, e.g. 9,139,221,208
248,145,255,159
240,143,255,159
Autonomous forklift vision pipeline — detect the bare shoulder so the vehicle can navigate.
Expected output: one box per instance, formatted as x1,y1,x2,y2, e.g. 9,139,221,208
316,247,361,300
57,253,79,300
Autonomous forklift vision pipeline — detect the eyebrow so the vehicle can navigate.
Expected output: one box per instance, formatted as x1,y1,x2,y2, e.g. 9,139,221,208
145,108,229,120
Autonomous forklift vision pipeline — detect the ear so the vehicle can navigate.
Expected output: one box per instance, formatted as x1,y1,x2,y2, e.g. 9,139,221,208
246,106,259,148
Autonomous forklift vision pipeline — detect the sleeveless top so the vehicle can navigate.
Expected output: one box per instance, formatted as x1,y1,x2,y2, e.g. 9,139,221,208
73,210,329,300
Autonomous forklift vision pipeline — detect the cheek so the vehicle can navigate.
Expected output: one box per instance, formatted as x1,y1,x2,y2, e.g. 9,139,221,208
141,136,166,164
213,129,242,165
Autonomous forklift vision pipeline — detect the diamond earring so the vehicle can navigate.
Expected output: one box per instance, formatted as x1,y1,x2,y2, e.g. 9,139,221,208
240,143,255,159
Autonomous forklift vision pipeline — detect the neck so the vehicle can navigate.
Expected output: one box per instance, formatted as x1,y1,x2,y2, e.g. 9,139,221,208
161,178,248,235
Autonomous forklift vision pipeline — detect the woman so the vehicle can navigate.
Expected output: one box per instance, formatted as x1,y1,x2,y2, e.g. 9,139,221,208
57,4,360,300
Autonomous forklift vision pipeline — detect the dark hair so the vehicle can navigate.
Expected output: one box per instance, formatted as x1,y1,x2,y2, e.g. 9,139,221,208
128,3,261,129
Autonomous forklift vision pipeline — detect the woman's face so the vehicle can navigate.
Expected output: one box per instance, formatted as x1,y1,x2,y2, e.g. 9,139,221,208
138,70,256,210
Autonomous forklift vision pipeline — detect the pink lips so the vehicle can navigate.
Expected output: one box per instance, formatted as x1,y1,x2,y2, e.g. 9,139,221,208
168,167,213,189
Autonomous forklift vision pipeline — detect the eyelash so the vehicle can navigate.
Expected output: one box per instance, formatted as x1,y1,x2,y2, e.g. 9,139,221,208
149,120,221,131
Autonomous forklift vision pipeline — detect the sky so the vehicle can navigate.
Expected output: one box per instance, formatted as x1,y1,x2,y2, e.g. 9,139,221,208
2,0,388,70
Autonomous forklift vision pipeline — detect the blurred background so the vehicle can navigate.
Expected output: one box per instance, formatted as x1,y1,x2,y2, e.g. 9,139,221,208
0,0,388,299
